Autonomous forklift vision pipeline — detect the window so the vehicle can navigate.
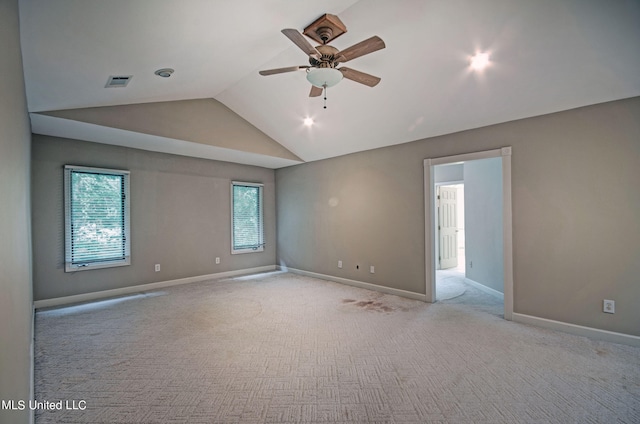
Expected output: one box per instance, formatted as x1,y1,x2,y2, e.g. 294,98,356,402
64,165,130,272
231,182,264,254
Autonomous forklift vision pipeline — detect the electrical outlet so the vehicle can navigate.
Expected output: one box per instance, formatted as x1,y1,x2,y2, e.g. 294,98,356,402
338,260,342,269
155,264,160,272
215,257,220,264
603,299,615,314
370,266,375,274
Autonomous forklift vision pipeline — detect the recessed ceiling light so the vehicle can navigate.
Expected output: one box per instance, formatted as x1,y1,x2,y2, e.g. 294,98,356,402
154,68,174,78
470,52,490,71
303,117,314,126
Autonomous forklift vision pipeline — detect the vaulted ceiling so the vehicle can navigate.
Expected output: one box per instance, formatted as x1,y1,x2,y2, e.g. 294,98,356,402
20,0,640,168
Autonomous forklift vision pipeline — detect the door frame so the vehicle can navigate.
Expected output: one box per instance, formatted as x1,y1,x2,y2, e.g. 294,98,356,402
424,147,513,320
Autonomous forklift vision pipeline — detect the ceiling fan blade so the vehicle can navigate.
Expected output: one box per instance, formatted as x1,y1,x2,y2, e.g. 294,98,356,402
339,67,381,87
336,36,385,63
259,66,310,76
281,29,320,57
309,85,323,97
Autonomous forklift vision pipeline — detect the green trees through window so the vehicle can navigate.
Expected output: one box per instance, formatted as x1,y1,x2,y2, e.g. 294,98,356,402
232,182,264,253
64,166,130,271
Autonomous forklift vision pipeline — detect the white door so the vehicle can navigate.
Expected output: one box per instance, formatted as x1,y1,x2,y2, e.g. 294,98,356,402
438,186,458,269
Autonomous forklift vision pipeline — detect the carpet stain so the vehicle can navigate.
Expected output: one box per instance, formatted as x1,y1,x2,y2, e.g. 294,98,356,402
342,299,356,303
352,300,394,313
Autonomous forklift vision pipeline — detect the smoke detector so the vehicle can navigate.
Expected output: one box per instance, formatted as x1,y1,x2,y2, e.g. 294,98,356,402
154,68,174,78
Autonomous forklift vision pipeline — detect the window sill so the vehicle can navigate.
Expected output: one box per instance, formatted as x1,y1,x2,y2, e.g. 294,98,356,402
231,248,265,255
65,259,130,273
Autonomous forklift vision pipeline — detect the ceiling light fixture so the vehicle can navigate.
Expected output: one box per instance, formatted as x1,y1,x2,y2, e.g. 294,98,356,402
154,68,174,78
303,117,314,126
470,52,490,71
306,68,343,109
306,68,343,88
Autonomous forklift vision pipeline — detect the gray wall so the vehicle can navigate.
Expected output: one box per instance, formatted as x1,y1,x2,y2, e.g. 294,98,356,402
0,0,33,423
32,136,276,300
276,97,640,336
276,144,426,294
464,158,503,293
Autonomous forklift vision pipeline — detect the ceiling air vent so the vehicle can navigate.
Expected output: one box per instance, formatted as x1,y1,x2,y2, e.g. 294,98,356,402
105,75,132,88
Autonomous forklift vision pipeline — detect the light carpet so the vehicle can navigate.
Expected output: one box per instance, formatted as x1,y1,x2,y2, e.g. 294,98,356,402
35,271,640,423
435,271,466,301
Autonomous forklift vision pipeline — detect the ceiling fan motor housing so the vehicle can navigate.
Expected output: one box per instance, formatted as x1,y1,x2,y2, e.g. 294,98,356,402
309,45,340,68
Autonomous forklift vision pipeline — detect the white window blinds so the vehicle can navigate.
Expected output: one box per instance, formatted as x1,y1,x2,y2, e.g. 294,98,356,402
232,182,264,254
64,165,131,272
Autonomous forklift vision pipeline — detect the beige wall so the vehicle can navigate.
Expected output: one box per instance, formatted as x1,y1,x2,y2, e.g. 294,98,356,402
0,0,33,423
32,136,276,300
276,97,640,337
277,144,427,294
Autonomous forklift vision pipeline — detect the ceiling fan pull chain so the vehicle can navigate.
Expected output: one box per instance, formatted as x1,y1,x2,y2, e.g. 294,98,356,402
323,84,327,109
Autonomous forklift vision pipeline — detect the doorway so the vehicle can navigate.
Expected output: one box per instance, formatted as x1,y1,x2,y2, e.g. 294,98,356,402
424,148,513,320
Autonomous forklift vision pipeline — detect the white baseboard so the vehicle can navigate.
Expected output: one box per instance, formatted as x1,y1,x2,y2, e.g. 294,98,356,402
512,312,640,348
280,266,427,302
464,277,504,300
33,265,276,309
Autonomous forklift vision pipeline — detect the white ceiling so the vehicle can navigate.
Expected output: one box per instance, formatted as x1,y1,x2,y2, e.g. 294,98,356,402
19,0,640,167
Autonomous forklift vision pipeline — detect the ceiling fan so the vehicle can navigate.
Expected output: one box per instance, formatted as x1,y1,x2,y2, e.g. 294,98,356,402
259,14,385,107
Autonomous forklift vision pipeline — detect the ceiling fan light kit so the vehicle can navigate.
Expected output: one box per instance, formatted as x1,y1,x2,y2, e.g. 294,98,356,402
259,13,385,108
306,68,343,88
